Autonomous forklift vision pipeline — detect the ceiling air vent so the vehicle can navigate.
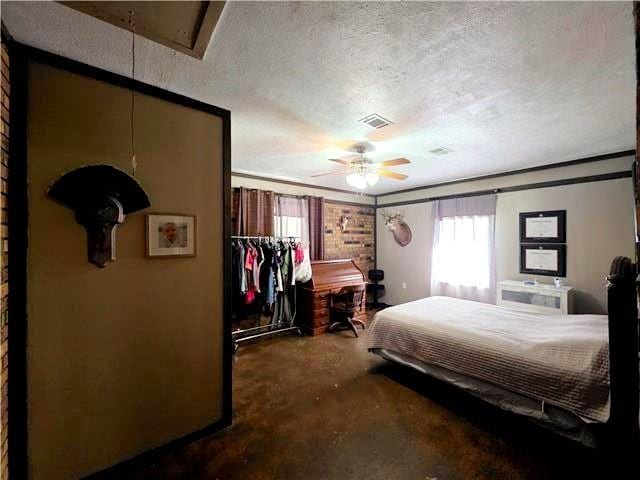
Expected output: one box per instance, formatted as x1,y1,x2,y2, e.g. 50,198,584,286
429,147,453,155
359,113,393,129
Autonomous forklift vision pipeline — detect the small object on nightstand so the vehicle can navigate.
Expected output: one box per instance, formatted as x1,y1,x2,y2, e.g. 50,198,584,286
554,277,563,288
523,279,538,286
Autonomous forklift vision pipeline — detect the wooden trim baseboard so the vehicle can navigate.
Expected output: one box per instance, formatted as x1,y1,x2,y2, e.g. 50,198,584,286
81,418,231,479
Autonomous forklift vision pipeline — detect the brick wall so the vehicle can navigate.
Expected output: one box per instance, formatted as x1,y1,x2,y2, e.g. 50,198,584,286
324,202,375,275
0,36,9,480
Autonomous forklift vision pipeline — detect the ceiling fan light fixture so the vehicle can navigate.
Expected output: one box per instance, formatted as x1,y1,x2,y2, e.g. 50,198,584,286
318,144,408,190
346,172,359,187
353,175,367,190
365,171,379,186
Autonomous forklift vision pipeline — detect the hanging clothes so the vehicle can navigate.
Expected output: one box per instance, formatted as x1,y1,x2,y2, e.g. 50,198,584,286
244,242,258,304
238,241,247,293
259,243,275,306
231,241,245,320
255,244,264,293
295,244,312,283
274,247,284,292
232,238,300,327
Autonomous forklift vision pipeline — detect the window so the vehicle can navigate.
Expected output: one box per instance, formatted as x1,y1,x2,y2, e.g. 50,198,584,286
430,195,497,304
431,215,492,289
274,215,303,239
274,195,308,242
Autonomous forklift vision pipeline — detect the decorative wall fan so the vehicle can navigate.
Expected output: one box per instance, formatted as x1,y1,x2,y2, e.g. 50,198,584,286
312,145,410,189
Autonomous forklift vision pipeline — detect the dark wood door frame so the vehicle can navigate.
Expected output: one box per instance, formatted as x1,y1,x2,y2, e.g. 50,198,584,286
7,42,232,479
635,2,640,266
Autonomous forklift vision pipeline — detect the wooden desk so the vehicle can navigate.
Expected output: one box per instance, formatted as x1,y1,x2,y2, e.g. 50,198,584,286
297,259,366,335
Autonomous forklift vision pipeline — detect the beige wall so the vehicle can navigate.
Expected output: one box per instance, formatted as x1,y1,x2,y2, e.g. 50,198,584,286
26,63,225,479
377,157,635,313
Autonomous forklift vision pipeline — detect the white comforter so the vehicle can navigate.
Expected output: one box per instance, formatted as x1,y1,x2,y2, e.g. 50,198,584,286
368,296,610,422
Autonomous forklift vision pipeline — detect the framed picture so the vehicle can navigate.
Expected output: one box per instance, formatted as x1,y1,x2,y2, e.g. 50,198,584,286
146,213,197,258
519,210,566,243
520,244,566,277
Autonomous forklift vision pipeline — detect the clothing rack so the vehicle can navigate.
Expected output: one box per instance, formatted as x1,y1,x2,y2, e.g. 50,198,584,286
231,235,302,351
232,322,302,352
231,235,301,240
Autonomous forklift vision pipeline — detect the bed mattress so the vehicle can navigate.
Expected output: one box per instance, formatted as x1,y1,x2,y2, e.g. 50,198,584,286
371,348,598,446
367,296,610,423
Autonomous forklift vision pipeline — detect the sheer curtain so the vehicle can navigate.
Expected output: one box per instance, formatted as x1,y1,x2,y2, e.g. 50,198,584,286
274,195,309,245
430,194,497,304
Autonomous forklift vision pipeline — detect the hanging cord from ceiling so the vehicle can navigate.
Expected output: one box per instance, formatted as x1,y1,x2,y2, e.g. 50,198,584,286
129,10,137,177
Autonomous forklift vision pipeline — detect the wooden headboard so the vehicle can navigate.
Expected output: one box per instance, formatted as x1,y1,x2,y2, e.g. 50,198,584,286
605,256,639,447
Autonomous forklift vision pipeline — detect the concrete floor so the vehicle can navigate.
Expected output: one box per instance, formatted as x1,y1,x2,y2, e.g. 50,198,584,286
113,321,615,480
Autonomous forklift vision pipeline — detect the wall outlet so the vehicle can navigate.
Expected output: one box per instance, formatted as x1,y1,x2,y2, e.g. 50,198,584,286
402,282,407,289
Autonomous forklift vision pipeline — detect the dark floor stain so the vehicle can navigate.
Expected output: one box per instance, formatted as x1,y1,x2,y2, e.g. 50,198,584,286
97,315,628,480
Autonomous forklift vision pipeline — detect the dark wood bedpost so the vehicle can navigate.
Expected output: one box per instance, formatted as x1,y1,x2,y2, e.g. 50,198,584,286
606,256,639,453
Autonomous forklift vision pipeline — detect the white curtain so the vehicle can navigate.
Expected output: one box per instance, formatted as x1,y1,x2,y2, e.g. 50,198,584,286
275,195,313,282
274,195,309,245
430,194,497,304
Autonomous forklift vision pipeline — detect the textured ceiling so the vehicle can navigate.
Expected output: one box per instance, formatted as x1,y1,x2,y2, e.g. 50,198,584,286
3,1,636,194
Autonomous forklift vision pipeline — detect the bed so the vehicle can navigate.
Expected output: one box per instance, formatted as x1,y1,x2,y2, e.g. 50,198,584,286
368,257,639,447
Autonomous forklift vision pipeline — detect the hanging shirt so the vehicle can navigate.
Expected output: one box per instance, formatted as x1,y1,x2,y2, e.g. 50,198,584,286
295,246,312,283
253,245,262,293
289,244,296,286
244,244,259,304
260,244,276,306
238,242,247,293
274,248,284,292
254,245,264,293
281,245,291,288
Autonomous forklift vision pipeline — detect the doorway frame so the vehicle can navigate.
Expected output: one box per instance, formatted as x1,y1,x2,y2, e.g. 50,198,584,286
8,42,232,479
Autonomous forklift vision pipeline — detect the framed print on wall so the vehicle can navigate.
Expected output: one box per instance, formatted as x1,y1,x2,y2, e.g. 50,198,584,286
520,244,566,277
519,210,566,243
146,213,197,257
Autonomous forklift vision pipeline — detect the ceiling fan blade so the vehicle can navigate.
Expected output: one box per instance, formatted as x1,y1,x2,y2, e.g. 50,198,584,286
378,169,408,181
311,170,346,178
376,157,410,167
328,158,350,165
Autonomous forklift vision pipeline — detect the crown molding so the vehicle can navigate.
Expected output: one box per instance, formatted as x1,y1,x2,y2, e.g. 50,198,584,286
375,149,635,199
231,171,376,198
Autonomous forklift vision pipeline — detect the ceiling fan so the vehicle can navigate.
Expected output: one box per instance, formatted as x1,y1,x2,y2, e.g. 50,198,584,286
312,145,410,189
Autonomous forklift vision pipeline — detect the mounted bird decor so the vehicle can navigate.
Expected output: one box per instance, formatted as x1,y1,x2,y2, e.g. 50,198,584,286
339,215,350,232
48,165,151,268
380,210,412,247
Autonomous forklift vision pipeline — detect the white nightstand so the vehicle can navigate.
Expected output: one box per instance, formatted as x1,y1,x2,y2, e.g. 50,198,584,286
497,280,574,315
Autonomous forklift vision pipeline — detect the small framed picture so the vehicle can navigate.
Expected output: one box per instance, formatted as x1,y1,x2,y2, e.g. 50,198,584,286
146,213,196,258
520,244,566,277
519,210,566,243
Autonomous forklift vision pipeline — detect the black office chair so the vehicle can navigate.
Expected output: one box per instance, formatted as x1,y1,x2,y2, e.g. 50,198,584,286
367,269,385,308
